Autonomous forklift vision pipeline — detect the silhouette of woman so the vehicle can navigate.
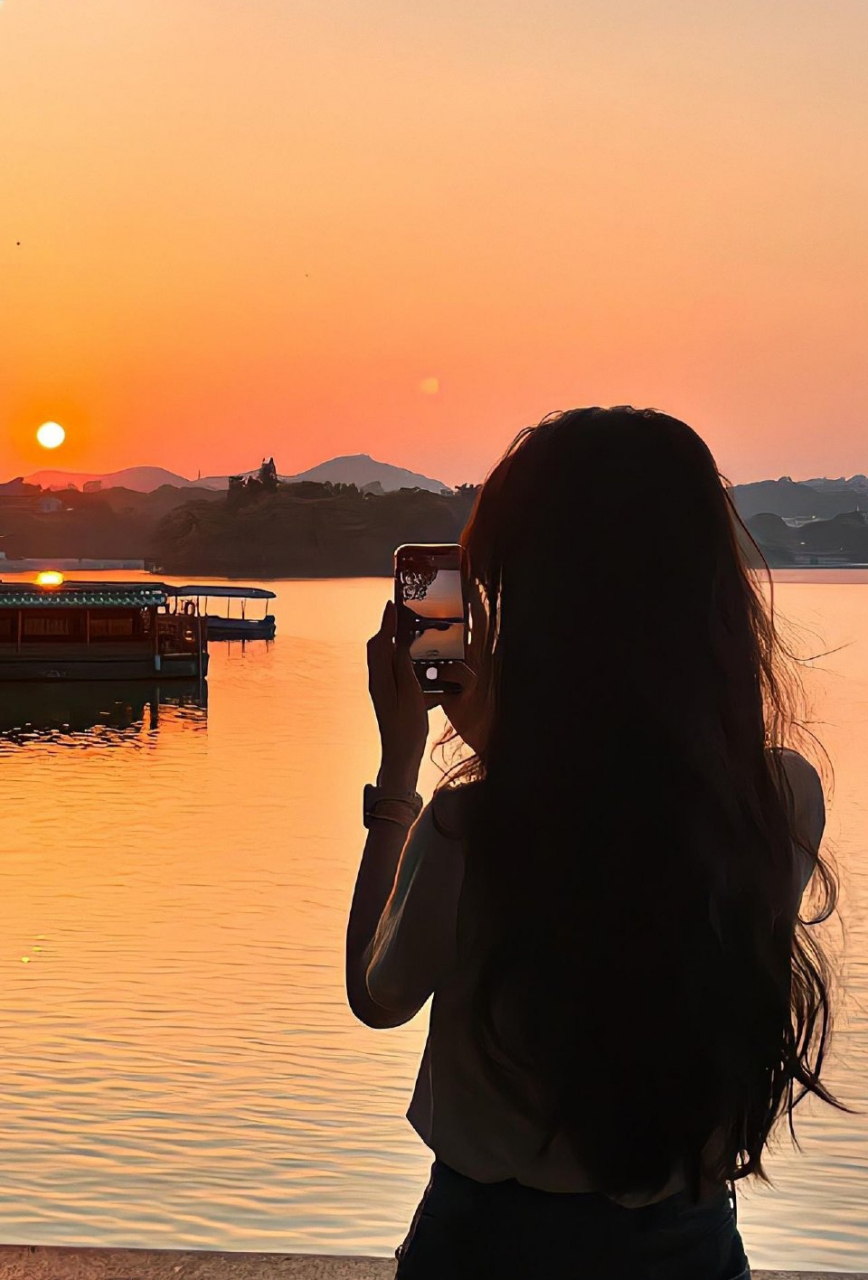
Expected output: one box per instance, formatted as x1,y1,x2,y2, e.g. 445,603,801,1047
346,407,839,1280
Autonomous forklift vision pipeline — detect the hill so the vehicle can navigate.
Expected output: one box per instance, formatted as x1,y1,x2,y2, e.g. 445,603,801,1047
729,477,868,521
198,454,449,494
5,471,868,574
745,509,868,566
0,479,477,572
21,454,450,495
282,453,448,493
152,484,476,576
25,465,194,492
0,483,222,561
804,474,868,494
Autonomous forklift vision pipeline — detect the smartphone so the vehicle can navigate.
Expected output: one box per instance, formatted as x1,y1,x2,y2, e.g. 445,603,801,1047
394,543,466,694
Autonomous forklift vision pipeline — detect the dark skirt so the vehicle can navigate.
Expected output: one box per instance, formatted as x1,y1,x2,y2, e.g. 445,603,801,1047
395,1161,750,1280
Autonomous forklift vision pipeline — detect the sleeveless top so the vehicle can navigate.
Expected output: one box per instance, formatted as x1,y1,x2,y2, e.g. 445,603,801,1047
365,749,825,1200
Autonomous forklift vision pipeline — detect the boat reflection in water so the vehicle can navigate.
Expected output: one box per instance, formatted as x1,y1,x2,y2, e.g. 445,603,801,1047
0,679,207,748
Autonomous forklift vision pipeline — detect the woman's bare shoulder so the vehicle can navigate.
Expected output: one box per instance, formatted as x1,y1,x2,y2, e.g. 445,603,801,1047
772,748,823,801
430,781,477,842
769,747,826,857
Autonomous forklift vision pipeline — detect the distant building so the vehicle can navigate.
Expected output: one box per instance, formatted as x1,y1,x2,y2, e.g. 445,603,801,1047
259,457,279,490
83,480,102,493
0,478,40,501
38,495,64,514
0,490,39,512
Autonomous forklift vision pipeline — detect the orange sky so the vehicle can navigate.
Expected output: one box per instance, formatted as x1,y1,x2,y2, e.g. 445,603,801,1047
1,0,866,486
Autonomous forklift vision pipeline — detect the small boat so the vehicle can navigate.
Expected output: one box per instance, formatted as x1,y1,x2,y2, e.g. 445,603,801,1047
0,579,208,681
171,585,277,641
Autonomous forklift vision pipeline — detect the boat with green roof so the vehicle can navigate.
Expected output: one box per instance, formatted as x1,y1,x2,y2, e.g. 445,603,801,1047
0,579,208,681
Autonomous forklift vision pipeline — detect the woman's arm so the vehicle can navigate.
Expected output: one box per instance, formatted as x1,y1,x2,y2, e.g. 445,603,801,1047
346,813,419,1029
365,803,464,1020
345,601,429,1028
347,797,465,1028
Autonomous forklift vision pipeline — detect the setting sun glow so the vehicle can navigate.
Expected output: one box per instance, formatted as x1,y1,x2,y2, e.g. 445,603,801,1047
2,3,867,484
36,422,66,450
35,571,65,587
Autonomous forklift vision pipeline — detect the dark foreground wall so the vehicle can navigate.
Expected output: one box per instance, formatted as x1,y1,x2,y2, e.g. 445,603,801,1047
0,1249,862,1279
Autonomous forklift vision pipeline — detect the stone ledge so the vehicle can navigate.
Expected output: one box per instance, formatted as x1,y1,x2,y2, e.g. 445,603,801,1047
0,1249,863,1279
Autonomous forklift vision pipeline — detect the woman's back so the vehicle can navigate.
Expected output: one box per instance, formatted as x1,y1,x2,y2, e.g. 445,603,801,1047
376,746,826,1202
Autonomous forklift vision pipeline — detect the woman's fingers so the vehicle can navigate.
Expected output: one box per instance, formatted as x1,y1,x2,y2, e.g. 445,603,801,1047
454,661,476,689
367,602,396,702
435,661,476,698
366,600,429,779
394,637,423,702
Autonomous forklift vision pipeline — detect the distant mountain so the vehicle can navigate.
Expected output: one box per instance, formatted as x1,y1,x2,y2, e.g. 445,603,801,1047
730,477,868,521
24,466,195,492
15,454,450,495
746,509,868,566
13,463,868,510
804,475,868,494
286,453,449,492
198,454,449,494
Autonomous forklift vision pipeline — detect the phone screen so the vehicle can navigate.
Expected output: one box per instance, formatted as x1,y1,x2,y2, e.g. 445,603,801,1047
395,544,465,691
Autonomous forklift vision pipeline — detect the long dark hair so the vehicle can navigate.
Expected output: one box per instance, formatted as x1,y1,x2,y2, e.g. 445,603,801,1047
443,406,840,1199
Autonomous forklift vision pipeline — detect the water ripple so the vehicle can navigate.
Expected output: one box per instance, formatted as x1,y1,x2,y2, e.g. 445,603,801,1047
0,575,864,1267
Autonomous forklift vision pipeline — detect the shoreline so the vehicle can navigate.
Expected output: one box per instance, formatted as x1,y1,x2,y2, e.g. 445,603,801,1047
0,1247,860,1280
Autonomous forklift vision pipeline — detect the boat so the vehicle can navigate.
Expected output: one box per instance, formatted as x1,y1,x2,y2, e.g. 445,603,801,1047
0,580,208,681
170,585,277,640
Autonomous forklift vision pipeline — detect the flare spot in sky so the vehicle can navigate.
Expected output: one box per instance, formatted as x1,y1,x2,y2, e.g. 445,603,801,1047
420,377,440,396
36,422,66,449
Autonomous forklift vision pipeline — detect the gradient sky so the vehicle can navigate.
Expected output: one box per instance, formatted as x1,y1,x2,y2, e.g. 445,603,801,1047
1,0,866,486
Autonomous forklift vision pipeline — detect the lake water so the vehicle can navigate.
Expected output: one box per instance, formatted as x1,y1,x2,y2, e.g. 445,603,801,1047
0,571,866,1271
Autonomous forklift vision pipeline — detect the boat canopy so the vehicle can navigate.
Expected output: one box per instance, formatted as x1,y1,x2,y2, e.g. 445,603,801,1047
171,585,276,600
0,584,168,609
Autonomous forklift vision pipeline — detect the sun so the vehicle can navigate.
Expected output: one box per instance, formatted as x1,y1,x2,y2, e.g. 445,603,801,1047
36,421,66,449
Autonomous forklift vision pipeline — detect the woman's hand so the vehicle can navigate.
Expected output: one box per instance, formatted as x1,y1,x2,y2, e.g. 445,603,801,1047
441,578,488,756
367,601,428,792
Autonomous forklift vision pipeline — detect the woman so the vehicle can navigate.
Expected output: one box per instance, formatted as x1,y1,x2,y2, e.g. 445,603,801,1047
346,407,839,1279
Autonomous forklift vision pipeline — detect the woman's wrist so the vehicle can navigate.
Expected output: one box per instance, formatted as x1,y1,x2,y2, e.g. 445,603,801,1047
377,757,422,794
